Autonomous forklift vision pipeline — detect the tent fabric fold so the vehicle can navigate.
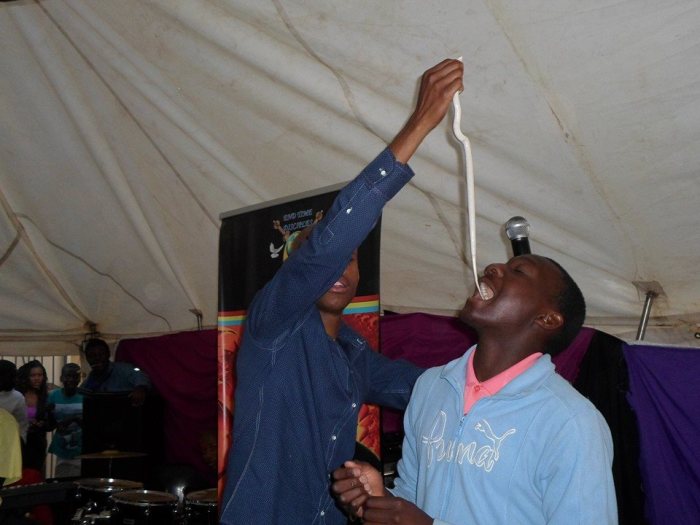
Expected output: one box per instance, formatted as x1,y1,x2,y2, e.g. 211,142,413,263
1,1,699,352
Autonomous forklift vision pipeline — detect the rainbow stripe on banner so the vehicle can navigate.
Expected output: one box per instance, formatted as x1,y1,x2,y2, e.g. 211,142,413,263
218,296,378,326
218,311,246,327
343,295,379,315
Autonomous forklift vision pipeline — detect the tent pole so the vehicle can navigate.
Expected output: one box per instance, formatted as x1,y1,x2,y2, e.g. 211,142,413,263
635,291,657,341
190,309,203,330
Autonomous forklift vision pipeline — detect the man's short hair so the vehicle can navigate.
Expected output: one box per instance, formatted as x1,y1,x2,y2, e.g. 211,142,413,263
0,359,16,373
61,363,81,376
544,258,586,356
0,359,17,391
84,338,110,355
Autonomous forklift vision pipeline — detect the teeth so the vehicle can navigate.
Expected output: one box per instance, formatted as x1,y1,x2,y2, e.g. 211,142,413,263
479,282,494,300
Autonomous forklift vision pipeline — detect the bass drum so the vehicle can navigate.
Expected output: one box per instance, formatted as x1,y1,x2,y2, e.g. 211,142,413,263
109,489,179,525
184,488,217,525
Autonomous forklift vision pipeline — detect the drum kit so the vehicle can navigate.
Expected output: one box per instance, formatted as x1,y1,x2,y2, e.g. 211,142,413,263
69,451,217,525
71,479,217,524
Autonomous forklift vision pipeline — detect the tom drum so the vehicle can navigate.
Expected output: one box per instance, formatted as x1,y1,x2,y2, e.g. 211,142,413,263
184,488,217,525
109,489,178,525
74,478,143,513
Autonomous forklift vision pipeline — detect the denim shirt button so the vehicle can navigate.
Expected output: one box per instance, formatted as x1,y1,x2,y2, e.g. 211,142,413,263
351,403,357,408
331,434,337,441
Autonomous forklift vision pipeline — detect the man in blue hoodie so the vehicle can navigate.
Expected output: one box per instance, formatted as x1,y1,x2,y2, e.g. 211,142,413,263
333,255,617,524
220,59,465,525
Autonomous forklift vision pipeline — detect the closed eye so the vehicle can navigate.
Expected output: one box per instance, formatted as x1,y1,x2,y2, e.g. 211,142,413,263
511,262,533,276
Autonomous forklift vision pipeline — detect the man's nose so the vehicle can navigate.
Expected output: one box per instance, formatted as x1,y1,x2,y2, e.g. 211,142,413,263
484,263,504,277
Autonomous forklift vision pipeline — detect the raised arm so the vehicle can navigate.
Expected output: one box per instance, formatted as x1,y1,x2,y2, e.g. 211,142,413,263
246,59,464,345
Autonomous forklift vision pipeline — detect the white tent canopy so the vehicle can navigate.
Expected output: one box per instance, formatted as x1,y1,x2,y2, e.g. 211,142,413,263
1,0,699,355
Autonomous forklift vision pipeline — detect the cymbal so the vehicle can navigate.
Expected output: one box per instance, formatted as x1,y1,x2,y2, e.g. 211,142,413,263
77,450,148,460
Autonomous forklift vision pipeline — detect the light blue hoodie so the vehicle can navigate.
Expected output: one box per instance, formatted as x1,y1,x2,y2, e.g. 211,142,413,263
392,346,618,524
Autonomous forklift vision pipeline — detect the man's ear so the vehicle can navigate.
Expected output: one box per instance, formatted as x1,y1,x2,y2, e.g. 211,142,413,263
535,311,563,331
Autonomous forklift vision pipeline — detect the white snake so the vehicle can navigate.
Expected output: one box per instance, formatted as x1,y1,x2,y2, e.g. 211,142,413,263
451,58,486,299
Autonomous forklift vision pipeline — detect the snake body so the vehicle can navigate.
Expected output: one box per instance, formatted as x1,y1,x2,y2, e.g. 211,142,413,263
452,82,485,300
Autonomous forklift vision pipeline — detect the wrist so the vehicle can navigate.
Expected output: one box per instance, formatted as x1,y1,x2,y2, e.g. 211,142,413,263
389,119,431,164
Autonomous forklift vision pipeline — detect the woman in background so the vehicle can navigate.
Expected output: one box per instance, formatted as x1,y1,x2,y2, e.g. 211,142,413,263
17,360,51,474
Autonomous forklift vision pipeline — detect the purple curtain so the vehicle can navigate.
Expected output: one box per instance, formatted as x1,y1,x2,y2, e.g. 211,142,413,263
116,330,217,485
550,327,595,381
380,313,477,434
624,343,700,524
380,312,477,367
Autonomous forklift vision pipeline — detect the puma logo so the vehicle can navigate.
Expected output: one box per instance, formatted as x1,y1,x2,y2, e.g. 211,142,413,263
421,412,516,473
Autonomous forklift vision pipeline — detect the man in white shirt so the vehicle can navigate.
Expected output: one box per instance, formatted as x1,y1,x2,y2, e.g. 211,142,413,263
0,360,27,442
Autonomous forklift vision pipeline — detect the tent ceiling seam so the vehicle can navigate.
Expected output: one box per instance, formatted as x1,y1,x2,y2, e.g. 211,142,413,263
0,325,216,345
483,0,642,281
37,0,219,230
414,187,469,268
0,231,21,268
32,1,213,314
0,328,89,334
140,2,269,204
272,0,381,141
0,188,88,323
17,214,173,332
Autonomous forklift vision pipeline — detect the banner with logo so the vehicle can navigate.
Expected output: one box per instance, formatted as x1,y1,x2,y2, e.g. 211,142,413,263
217,185,382,492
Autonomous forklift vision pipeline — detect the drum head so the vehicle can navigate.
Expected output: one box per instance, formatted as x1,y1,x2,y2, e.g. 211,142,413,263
75,478,143,493
111,489,178,506
185,488,217,505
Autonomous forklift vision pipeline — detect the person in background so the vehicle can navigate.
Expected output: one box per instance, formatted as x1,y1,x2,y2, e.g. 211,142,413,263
220,59,463,525
17,360,51,473
332,255,617,524
80,338,150,407
0,359,53,525
47,363,83,478
0,360,27,443
0,409,24,525
199,430,217,478
0,407,22,488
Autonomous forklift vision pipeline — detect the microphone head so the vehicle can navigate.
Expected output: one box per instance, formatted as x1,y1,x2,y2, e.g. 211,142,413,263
505,216,530,240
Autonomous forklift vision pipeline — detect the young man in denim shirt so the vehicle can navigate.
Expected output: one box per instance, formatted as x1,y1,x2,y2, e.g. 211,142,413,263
220,59,465,525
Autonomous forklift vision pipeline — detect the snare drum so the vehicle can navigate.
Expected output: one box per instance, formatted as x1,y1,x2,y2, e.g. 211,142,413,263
109,489,178,525
184,488,217,525
74,478,143,513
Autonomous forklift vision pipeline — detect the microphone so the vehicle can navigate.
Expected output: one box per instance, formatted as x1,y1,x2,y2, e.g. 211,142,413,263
505,216,531,257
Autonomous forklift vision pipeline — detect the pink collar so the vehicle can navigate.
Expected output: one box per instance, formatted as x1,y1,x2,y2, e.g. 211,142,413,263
463,349,542,414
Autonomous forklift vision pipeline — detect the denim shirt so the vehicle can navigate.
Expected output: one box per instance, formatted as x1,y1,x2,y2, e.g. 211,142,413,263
220,148,424,525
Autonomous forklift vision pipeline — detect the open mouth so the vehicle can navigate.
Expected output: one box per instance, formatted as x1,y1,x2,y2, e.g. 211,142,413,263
329,279,348,293
477,279,495,301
